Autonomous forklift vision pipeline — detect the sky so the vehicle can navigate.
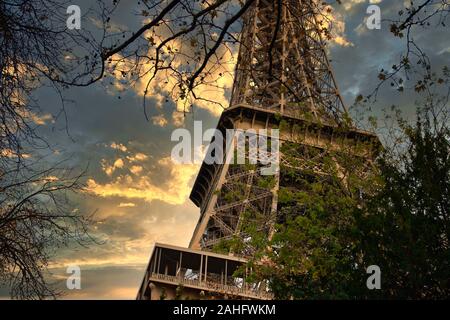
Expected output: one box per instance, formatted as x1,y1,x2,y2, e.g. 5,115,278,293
1,0,449,299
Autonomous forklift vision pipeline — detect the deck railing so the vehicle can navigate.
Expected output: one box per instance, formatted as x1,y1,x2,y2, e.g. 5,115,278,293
149,272,273,300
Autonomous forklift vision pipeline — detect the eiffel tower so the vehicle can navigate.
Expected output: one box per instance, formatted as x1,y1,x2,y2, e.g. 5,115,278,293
137,0,379,300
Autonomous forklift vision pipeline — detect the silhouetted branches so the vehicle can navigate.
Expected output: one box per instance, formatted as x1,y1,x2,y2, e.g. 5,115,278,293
0,161,95,299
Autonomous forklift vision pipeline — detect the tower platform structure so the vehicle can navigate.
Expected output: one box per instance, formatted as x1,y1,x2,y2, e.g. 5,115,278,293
137,0,380,300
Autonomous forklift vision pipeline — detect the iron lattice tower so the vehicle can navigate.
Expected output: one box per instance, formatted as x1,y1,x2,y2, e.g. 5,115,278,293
188,0,378,256
137,0,381,300
231,0,347,122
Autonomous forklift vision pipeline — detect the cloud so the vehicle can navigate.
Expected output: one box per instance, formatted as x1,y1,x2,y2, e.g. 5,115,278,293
333,35,354,47
127,153,149,162
118,202,136,208
89,17,127,34
106,25,237,122
30,112,53,125
86,157,198,206
320,4,354,47
43,176,59,182
0,148,31,159
110,142,128,152
151,114,168,127
54,266,144,300
47,198,199,272
342,0,382,11
130,165,143,175
172,111,185,127
102,158,125,176
113,159,124,168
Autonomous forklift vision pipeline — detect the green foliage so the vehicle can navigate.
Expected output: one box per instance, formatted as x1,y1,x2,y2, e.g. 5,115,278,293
279,120,290,133
257,175,276,189
219,183,247,202
267,177,363,299
212,236,245,254
356,111,450,299
248,108,450,299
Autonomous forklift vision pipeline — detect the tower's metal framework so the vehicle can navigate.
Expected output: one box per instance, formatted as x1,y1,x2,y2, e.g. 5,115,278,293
231,0,347,122
188,0,378,255
138,0,380,299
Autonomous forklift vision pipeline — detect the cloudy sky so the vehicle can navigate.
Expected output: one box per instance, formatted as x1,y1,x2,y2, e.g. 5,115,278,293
2,0,449,299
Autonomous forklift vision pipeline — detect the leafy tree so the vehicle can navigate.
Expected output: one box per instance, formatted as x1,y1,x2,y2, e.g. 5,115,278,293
246,144,379,299
246,107,449,299
356,108,450,299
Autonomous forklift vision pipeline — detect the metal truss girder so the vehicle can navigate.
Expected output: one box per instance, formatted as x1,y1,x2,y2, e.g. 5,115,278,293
214,191,273,213
188,0,379,259
230,0,348,124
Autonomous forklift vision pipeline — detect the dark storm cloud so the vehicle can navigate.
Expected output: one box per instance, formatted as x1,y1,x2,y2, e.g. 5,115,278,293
330,0,450,121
